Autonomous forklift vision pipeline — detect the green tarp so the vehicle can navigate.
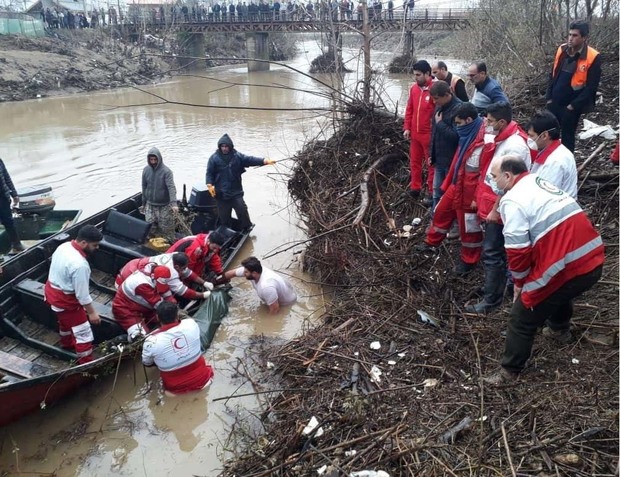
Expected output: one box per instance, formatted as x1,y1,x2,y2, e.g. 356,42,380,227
191,288,232,350
0,16,46,37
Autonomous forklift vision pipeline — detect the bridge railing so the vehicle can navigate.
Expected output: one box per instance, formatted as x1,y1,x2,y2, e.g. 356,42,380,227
125,5,472,26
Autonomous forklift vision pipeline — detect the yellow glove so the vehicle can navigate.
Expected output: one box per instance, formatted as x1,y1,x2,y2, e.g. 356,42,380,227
264,158,276,165
206,184,216,198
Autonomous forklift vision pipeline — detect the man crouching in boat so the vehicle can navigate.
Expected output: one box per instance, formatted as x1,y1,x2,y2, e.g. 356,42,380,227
142,301,214,395
115,252,214,302
166,230,225,281
112,265,177,342
44,225,103,364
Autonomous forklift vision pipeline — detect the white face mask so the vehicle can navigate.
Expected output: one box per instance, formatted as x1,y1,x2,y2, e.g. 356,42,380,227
485,125,497,136
527,137,539,151
489,177,505,196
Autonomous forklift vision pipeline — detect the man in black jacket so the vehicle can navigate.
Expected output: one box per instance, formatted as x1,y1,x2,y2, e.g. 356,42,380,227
205,134,274,231
546,20,601,152
0,158,25,253
429,81,462,210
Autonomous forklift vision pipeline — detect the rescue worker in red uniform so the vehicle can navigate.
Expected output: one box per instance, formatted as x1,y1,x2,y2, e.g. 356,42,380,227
115,252,213,301
546,20,601,152
166,230,225,279
142,301,215,395
482,157,604,385
420,102,485,275
112,265,177,341
44,225,103,364
403,59,435,204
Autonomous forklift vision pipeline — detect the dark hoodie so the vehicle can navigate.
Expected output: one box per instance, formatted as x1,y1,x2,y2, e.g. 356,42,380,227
142,147,177,206
205,134,264,200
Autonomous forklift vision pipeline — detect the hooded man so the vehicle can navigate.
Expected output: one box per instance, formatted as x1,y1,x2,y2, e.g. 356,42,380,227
141,147,178,242
205,134,275,231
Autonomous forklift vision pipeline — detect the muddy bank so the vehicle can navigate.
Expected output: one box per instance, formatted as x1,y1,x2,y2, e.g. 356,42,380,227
221,103,618,475
0,31,170,102
0,29,298,102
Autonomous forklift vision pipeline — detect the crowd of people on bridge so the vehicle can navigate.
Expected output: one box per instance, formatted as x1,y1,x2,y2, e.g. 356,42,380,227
403,20,607,384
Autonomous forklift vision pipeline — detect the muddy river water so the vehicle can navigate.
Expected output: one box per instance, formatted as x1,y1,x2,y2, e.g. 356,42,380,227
0,37,462,475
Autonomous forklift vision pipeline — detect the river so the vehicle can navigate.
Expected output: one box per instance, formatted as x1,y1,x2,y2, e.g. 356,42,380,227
0,36,463,476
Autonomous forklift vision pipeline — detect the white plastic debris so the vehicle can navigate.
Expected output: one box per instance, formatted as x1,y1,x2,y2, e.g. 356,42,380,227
345,449,358,457
354,351,359,356
578,119,616,141
422,378,439,389
411,217,422,226
317,464,328,475
369,365,382,383
402,225,413,232
572,358,580,364
350,471,391,477
417,310,439,327
266,361,275,369
387,360,396,366
370,341,381,350
302,416,325,437
397,352,406,358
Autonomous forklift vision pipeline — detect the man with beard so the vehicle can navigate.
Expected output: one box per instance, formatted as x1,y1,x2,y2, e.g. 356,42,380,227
546,20,601,152
205,134,275,231
44,225,103,363
403,60,436,204
141,147,178,242
222,256,296,313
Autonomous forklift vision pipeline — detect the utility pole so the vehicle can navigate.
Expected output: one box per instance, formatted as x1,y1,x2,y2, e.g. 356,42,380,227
362,0,371,104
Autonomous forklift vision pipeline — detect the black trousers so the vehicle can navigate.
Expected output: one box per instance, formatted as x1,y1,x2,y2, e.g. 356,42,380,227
0,196,19,245
216,195,252,231
501,265,603,373
547,103,581,153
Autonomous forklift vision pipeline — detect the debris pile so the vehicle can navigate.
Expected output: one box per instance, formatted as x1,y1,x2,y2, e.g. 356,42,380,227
222,104,618,476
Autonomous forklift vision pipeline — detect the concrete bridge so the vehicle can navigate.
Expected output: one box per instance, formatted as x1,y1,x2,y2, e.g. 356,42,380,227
130,8,472,71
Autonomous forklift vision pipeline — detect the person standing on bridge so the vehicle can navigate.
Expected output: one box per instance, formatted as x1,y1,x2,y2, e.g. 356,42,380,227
205,134,276,231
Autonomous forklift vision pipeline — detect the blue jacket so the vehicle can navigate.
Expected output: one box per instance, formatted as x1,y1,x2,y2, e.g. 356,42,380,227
471,77,509,115
205,134,264,201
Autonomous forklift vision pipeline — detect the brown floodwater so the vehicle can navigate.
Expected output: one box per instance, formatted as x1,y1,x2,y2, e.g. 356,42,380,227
0,37,460,475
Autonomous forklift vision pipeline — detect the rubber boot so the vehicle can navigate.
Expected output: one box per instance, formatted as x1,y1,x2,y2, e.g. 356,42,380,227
465,267,507,314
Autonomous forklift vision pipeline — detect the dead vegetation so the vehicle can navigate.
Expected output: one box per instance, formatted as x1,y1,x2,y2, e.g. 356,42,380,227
221,98,618,474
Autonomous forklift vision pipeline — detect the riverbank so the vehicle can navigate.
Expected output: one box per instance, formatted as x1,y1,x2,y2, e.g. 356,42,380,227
0,29,298,102
221,111,619,474
0,31,172,102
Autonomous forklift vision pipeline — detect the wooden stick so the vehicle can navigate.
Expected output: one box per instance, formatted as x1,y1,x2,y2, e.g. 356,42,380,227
578,142,607,173
353,154,400,226
501,421,517,477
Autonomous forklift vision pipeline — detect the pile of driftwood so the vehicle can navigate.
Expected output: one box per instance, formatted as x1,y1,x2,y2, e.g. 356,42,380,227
222,106,618,476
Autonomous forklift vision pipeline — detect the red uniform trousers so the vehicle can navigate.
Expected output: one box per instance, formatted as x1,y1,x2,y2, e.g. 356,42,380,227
56,308,94,364
425,184,483,265
161,356,214,394
409,132,434,192
44,282,94,364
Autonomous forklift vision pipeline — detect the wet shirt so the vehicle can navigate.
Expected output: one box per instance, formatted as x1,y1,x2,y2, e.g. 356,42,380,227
235,266,297,306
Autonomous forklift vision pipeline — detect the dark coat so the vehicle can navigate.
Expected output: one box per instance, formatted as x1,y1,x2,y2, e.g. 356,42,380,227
205,134,264,201
430,96,462,169
0,159,18,202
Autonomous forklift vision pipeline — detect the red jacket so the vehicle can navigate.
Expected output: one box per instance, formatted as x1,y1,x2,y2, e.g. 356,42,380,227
476,122,534,220
500,174,604,307
442,122,485,210
403,79,435,135
167,234,223,277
